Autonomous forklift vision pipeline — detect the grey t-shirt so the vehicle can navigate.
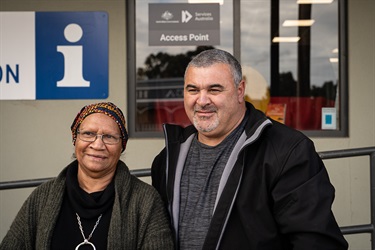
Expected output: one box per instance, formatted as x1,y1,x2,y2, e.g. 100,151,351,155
178,117,248,249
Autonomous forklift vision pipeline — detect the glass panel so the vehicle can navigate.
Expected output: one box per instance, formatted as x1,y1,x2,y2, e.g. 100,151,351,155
134,0,233,133
129,0,346,137
241,0,341,132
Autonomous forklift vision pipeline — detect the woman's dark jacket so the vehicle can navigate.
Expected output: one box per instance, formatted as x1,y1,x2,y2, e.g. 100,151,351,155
151,102,348,250
1,160,174,249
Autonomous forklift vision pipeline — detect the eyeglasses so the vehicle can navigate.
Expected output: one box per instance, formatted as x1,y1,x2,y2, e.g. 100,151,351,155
77,130,121,145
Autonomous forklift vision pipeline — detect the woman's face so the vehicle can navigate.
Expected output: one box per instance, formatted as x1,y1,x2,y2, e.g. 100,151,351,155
75,113,122,178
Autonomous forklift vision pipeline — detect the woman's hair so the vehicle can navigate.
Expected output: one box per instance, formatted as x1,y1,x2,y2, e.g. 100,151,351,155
70,102,128,152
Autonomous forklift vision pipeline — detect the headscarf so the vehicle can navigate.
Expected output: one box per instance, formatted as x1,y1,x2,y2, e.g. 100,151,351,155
71,102,128,152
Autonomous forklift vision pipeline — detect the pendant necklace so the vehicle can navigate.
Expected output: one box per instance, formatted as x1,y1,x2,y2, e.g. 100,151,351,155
75,213,102,250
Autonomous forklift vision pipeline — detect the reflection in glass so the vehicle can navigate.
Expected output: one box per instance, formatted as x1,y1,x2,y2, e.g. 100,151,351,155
242,0,339,131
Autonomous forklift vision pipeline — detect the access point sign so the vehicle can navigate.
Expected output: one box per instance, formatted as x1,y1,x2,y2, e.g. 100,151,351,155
149,3,220,46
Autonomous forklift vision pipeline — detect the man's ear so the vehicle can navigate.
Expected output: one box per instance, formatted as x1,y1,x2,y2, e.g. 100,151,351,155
237,80,246,103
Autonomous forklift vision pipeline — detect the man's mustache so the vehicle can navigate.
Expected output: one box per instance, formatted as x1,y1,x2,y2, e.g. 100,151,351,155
194,105,217,112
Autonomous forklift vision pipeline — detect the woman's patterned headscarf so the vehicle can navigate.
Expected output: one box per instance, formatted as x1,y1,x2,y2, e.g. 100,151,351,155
71,102,128,152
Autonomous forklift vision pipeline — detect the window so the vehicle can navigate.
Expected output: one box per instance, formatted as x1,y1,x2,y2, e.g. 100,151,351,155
127,0,347,137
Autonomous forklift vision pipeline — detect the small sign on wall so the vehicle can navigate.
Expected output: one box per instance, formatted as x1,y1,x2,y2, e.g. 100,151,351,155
0,11,108,100
322,107,337,130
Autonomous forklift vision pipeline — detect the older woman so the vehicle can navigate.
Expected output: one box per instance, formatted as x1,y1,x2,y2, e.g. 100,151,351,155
0,102,174,249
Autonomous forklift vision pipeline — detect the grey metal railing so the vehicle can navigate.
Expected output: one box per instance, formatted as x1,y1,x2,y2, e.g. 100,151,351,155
318,146,375,250
0,169,151,190
1,146,375,248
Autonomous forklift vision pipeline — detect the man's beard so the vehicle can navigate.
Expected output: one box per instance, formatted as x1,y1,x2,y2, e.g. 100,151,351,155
193,106,219,133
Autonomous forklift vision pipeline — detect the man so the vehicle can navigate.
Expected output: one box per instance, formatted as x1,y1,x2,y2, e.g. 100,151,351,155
151,49,348,249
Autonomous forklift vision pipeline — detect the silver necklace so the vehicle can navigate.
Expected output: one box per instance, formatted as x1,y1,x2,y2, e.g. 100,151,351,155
75,213,102,250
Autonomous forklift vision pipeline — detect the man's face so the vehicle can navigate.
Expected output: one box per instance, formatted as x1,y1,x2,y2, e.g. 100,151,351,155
184,63,245,145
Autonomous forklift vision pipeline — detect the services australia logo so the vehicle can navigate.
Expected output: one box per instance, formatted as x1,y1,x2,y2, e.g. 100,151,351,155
150,3,218,27
156,9,193,24
156,9,209,24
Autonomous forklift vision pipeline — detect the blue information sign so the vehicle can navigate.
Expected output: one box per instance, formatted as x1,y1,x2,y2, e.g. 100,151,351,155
0,11,108,100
